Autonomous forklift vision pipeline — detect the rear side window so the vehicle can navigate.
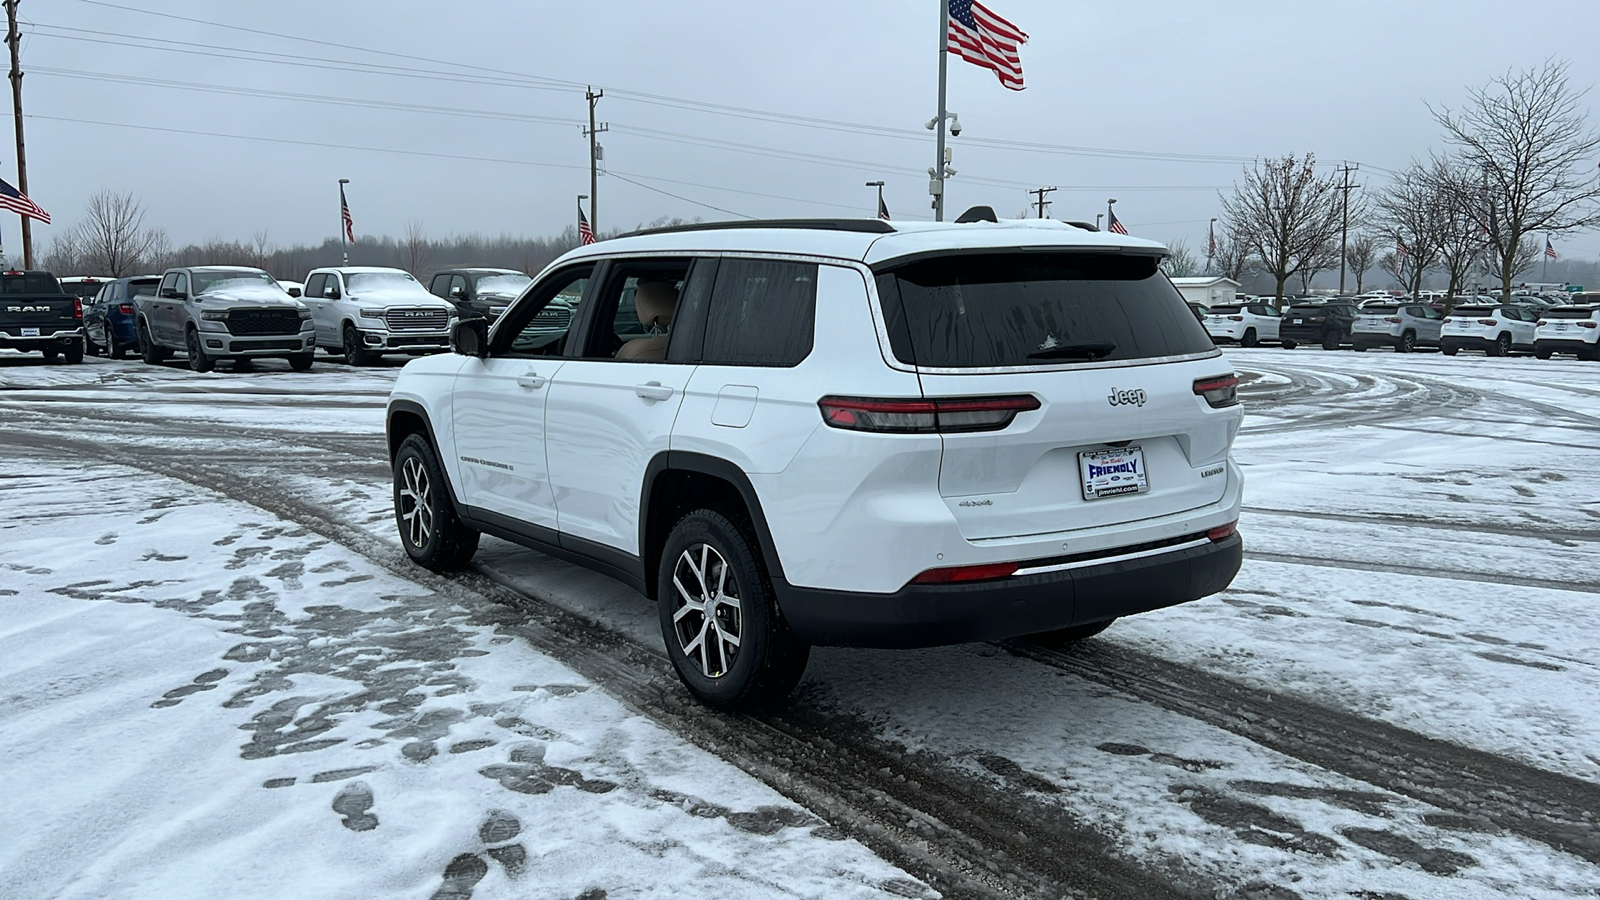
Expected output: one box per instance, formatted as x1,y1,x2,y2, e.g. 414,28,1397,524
874,252,1215,368
700,258,817,367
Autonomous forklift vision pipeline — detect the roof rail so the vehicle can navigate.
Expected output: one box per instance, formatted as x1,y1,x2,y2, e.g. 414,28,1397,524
953,205,998,223
621,218,896,238
1063,221,1099,232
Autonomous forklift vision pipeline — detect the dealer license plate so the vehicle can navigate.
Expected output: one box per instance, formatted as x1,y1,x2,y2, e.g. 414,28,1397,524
1290,318,1303,325
1080,447,1149,500
21,327,39,337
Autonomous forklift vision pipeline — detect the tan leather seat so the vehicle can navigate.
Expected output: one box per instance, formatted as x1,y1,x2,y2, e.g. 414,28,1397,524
616,280,678,361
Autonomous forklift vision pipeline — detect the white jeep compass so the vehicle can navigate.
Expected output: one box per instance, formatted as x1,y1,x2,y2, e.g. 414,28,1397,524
386,215,1244,708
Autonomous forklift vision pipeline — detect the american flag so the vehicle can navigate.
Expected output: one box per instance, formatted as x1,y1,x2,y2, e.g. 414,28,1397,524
578,202,595,245
340,184,355,244
1397,238,1409,261
1545,237,1557,260
0,176,49,224
878,195,891,221
947,0,1027,91
1107,209,1129,235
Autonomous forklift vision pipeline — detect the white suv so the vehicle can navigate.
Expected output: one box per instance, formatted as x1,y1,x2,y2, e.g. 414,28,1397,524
1351,303,1444,352
385,216,1245,707
1203,301,1291,348
1534,306,1600,360
1440,304,1538,356
302,266,456,365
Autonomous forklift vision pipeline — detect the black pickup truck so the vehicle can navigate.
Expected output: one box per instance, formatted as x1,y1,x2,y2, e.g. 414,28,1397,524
0,270,84,363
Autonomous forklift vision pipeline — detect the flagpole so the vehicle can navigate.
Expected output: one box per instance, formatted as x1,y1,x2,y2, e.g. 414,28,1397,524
933,0,949,222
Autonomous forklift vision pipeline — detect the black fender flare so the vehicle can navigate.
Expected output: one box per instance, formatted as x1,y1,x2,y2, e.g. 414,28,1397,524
639,451,787,587
386,399,466,510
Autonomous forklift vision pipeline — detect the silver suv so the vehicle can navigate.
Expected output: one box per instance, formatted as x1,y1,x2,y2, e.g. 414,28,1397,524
386,216,1245,707
135,266,315,372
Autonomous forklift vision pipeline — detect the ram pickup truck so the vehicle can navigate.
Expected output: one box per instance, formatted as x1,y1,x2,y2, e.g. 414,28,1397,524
134,266,316,372
0,269,85,363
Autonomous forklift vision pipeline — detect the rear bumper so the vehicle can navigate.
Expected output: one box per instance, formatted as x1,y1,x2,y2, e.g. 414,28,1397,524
0,328,82,349
1352,331,1403,347
1534,337,1598,355
1278,325,1342,343
1440,335,1500,353
775,532,1243,648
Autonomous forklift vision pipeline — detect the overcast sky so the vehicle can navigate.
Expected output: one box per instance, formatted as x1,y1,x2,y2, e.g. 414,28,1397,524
14,0,1600,260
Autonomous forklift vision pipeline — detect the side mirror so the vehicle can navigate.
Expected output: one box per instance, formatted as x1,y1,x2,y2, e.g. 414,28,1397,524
327,287,342,300
449,286,465,298
286,287,302,298
452,317,489,358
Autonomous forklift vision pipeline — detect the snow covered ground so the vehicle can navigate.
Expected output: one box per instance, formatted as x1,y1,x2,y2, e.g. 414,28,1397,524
3,348,1599,899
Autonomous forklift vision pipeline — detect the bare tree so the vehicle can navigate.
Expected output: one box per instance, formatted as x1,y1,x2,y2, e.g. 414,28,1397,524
1344,234,1377,294
251,230,273,270
1374,164,1446,298
1219,153,1343,306
1160,238,1200,278
1297,240,1342,294
71,190,164,277
40,232,84,275
399,220,431,276
1210,221,1255,281
141,228,175,274
1377,252,1406,289
1432,59,1600,299
1424,159,1489,307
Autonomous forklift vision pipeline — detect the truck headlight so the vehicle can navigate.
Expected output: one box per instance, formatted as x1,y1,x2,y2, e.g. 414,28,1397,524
358,308,386,319
200,309,229,321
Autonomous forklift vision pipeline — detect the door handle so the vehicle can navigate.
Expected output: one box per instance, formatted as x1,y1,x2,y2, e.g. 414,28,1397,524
516,372,546,390
635,381,674,402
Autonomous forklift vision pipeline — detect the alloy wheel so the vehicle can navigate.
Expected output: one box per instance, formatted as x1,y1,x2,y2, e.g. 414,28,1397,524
670,543,744,679
398,456,434,549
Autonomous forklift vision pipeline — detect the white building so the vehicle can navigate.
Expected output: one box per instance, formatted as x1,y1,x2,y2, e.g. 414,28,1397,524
1169,276,1239,308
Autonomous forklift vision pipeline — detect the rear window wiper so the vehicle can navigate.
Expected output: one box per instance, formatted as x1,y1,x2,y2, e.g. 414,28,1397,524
1027,341,1117,361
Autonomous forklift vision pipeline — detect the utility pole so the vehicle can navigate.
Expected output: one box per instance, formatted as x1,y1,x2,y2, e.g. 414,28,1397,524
1336,162,1360,294
583,87,606,235
930,1,950,221
5,0,31,268
865,181,886,218
1029,186,1056,219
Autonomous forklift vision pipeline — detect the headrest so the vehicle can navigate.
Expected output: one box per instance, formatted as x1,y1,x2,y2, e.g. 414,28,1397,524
634,279,679,328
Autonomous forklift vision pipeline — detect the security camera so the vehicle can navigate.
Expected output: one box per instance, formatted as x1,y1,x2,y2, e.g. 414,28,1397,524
949,114,962,137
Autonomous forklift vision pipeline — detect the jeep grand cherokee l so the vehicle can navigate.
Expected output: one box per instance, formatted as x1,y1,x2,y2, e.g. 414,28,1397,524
386,217,1244,708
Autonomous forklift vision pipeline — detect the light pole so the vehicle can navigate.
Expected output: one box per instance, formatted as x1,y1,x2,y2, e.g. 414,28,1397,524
865,181,885,219
1107,198,1117,230
1095,213,1103,231
338,178,350,266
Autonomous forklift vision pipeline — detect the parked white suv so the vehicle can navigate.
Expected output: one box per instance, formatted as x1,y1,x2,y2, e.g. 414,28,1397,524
302,266,456,365
1440,304,1538,356
1203,301,1292,348
385,216,1245,707
1534,306,1600,360
1351,303,1444,352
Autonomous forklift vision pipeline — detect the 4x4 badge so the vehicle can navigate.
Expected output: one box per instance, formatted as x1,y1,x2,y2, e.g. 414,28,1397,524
1107,388,1147,407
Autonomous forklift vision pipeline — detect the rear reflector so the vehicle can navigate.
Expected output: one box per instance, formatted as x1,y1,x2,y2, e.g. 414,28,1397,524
73,298,83,320
1207,521,1238,542
910,561,1019,584
819,394,1040,434
118,303,135,314
1192,374,1239,409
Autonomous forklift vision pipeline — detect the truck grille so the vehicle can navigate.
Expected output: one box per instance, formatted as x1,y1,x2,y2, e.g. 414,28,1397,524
226,308,302,336
385,308,450,331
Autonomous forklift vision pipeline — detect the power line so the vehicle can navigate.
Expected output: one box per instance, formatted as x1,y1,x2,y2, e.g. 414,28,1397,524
606,172,753,220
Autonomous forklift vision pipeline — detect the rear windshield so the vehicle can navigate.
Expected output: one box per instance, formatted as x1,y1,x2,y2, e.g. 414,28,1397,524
62,281,103,298
1363,305,1398,313
1451,306,1493,316
873,252,1215,367
1545,307,1597,320
0,273,62,293
1208,305,1242,314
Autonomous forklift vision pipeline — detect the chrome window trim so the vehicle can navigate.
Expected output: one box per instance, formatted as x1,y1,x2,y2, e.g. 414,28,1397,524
1012,536,1212,577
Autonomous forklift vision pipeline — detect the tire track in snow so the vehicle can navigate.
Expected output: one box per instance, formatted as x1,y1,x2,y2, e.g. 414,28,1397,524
1243,549,1600,595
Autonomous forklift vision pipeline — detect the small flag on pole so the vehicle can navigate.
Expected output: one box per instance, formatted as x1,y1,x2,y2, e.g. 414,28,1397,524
1208,220,1216,257
1107,209,1129,235
878,195,891,221
1545,237,1557,260
1397,238,1409,260
0,176,49,224
947,0,1028,91
578,202,596,245
340,183,355,244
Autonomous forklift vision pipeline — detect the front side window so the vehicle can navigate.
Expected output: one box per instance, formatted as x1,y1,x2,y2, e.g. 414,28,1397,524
700,258,817,367
303,274,327,298
576,260,695,362
875,252,1214,368
493,266,592,357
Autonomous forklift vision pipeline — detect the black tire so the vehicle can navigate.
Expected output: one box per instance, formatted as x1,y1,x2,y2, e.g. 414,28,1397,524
1398,331,1416,353
185,328,214,373
657,509,809,710
1490,333,1512,357
288,353,314,371
1442,345,1459,356
1025,618,1116,649
41,347,58,360
393,434,479,570
1280,340,1297,350
1353,343,1368,352
1535,348,1553,360
62,340,84,365
138,321,168,365
85,329,103,356
343,325,375,367
1240,328,1258,348
107,331,127,359
1321,331,1341,351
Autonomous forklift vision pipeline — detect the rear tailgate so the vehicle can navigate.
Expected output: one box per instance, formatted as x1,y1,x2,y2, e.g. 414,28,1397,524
874,250,1237,542
0,271,77,336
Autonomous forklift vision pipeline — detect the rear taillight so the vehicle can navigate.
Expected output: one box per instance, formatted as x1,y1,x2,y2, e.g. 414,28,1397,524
818,395,1040,434
1227,315,1244,321
1384,317,1402,324
72,298,83,319
910,561,1019,585
1581,321,1599,329
118,303,135,314
1192,374,1239,409
1537,319,1548,326
1477,319,1498,326
1207,521,1238,542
